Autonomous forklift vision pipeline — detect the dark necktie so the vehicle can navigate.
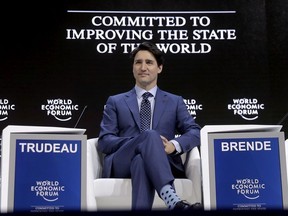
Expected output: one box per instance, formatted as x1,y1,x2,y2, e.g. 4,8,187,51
140,92,152,132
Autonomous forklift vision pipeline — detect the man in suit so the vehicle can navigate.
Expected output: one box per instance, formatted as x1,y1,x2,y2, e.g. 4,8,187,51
98,42,201,210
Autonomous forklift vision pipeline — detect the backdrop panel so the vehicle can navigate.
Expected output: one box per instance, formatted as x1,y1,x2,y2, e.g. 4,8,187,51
1,0,287,138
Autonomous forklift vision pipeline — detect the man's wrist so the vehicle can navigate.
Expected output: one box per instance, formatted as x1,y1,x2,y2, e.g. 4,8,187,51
170,140,182,154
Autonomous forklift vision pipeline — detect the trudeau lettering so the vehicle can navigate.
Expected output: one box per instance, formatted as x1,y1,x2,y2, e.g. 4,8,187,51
18,142,78,153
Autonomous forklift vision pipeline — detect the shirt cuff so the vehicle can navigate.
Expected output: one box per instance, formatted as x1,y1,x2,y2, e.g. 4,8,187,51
170,140,182,154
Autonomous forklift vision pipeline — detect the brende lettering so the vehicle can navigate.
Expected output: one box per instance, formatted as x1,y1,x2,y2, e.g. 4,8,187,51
221,140,272,152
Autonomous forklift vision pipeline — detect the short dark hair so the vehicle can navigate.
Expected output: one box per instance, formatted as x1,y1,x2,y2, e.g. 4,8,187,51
130,42,164,66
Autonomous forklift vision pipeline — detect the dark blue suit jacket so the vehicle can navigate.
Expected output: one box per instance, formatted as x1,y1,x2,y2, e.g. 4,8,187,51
98,88,201,177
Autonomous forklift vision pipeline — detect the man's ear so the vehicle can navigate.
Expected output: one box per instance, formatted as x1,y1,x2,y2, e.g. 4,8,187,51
158,65,163,74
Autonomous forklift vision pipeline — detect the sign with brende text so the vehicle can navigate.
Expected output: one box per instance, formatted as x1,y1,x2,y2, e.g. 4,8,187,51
208,132,287,210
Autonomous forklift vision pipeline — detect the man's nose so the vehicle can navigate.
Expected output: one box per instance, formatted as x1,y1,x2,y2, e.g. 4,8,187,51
140,63,147,70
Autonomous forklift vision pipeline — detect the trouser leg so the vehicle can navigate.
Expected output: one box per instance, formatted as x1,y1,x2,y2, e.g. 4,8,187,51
134,130,174,193
112,130,175,209
130,154,155,210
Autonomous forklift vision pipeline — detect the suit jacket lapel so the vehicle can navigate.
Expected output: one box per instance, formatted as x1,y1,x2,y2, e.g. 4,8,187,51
153,89,168,129
124,89,141,130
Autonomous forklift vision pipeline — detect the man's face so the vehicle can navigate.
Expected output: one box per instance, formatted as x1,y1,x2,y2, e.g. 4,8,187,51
133,50,163,90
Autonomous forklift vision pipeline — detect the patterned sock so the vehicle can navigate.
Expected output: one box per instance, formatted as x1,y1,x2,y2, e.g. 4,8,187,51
160,184,181,209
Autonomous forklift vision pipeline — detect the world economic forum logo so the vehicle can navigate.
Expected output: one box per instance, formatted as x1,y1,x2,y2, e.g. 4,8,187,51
183,98,203,119
41,99,79,121
31,180,65,202
227,98,264,120
0,99,16,121
231,178,265,200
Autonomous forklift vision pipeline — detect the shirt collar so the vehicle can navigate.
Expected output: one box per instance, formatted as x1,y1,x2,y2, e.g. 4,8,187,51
135,85,157,99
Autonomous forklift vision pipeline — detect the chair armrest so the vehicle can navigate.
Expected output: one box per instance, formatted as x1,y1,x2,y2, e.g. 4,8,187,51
87,138,102,179
184,146,202,203
86,138,101,211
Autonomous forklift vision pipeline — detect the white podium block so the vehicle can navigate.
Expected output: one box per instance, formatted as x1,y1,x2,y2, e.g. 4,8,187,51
201,125,287,210
1,125,86,213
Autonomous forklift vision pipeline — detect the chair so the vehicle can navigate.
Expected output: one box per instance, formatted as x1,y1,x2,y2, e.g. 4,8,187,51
86,137,202,211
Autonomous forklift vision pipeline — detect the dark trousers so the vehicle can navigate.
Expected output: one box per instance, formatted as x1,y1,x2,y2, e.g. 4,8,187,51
111,130,175,210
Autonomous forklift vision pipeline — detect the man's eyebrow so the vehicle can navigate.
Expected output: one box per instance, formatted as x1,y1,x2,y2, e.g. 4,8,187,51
134,58,155,62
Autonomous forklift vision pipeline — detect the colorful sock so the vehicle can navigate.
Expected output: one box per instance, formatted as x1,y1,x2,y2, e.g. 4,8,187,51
159,184,181,209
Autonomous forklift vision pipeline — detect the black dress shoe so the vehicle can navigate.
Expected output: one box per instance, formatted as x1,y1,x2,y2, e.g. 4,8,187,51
190,202,203,210
173,200,203,210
